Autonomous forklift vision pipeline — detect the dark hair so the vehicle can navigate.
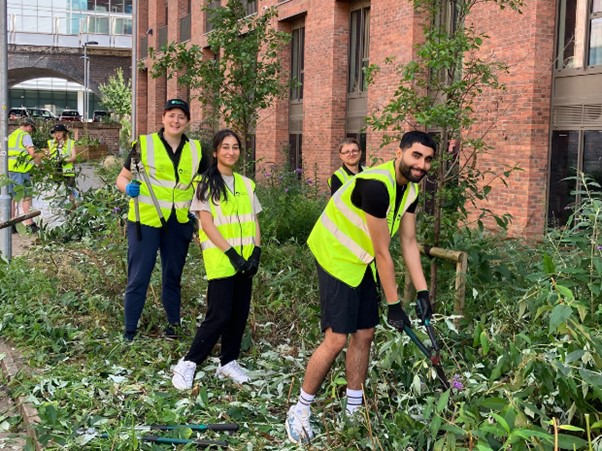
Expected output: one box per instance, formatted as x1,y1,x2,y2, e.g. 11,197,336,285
337,137,360,153
399,131,437,153
196,129,242,204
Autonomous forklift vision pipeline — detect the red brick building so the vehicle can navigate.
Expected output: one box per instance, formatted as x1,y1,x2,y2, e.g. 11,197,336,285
136,0,602,239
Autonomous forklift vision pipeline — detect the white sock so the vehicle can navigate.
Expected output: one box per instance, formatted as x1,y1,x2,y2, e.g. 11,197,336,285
346,388,363,414
295,388,315,413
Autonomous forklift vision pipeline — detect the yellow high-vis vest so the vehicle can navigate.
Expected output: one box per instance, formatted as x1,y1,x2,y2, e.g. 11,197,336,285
8,129,34,173
308,160,419,287
47,138,76,176
199,173,257,280
127,133,202,227
327,165,365,188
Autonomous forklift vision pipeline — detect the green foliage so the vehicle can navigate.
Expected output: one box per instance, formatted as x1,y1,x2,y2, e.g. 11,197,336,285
2,179,602,449
256,163,327,243
98,67,132,150
148,1,291,173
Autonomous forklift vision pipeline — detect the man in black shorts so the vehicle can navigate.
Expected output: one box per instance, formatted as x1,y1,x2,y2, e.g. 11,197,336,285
285,131,436,444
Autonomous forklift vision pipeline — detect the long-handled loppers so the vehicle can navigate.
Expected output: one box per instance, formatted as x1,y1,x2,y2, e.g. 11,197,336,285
403,318,451,391
88,422,238,448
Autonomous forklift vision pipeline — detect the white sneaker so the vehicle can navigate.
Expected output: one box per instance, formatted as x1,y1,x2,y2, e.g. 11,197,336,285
285,406,314,444
215,360,250,384
172,359,196,390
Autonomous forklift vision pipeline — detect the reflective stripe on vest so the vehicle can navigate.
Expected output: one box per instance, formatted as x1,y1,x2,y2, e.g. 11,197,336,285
47,139,76,176
127,134,202,227
8,129,33,173
199,174,257,280
308,160,419,287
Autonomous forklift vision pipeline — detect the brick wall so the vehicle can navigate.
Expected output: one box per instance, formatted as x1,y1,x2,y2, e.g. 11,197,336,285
468,0,555,239
138,0,557,239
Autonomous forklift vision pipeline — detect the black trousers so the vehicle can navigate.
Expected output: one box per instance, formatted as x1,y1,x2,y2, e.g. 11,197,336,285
185,273,253,366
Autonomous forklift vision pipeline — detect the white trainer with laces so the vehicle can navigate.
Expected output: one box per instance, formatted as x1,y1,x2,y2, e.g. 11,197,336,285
285,406,314,444
215,360,250,384
172,359,197,390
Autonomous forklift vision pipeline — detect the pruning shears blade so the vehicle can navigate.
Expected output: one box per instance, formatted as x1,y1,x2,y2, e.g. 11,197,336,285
402,323,451,391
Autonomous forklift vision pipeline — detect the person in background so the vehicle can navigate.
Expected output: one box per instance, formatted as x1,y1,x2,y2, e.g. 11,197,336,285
327,138,365,195
172,129,262,390
46,124,77,202
7,118,40,233
285,131,437,444
115,99,207,341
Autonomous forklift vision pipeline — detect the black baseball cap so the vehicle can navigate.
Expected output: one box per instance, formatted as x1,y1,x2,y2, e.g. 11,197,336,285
164,99,190,120
21,118,36,130
51,124,69,134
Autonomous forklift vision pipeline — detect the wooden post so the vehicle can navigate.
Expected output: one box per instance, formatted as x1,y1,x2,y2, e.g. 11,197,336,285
402,244,468,319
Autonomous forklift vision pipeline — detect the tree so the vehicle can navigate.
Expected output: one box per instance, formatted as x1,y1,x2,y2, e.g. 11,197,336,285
366,0,524,302
148,0,291,173
98,67,132,150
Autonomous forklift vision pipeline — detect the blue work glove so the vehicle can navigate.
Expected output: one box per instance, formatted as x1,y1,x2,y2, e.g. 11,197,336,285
415,290,433,324
125,181,141,197
224,247,251,274
387,301,412,330
246,246,262,277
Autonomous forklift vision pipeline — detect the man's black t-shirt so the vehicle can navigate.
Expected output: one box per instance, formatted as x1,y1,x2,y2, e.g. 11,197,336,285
123,129,208,182
330,165,363,195
350,179,418,219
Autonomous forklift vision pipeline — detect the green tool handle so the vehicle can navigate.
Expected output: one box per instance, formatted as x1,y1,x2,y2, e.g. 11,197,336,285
140,435,227,447
148,423,239,432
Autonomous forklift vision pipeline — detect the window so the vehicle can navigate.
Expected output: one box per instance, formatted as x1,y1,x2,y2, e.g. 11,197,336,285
556,0,602,69
245,0,257,16
548,130,602,226
348,6,370,94
289,134,303,177
205,0,220,32
290,26,305,101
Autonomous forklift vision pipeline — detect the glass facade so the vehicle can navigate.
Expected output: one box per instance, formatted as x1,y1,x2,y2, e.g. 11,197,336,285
7,0,132,35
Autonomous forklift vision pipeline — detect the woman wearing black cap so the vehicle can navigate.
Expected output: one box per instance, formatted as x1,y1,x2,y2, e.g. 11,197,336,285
115,99,208,341
47,124,77,195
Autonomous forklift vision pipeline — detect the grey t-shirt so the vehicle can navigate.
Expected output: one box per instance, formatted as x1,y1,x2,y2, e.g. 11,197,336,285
22,134,33,148
190,174,262,214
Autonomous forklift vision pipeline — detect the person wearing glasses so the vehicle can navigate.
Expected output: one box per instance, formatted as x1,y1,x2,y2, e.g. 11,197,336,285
172,129,262,390
116,99,207,341
327,138,365,195
285,131,436,444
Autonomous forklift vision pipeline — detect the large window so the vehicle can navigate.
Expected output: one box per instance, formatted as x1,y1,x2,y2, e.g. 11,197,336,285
557,0,602,69
348,6,370,94
548,130,602,226
290,26,305,101
7,0,132,35
289,134,303,176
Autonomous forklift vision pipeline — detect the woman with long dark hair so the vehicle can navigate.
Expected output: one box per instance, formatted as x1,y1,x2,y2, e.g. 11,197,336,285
172,129,262,390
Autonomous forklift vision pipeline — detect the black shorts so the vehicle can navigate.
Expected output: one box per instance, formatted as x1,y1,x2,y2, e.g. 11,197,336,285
317,262,380,334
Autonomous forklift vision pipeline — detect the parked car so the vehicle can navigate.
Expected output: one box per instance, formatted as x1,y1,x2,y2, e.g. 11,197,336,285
28,108,58,121
59,109,82,122
8,107,29,120
92,110,110,122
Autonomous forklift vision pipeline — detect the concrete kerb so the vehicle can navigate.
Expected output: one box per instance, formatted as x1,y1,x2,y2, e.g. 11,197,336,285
0,339,42,451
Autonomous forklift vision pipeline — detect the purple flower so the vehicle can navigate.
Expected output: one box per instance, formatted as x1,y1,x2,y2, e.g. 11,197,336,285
451,374,464,390
113,207,121,213
295,168,303,174
306,179,313,185
284,187,289,193
264,171,272,178
597,245,602,251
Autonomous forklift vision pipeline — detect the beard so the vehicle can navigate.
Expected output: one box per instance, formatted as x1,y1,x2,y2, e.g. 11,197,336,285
399,159,427,183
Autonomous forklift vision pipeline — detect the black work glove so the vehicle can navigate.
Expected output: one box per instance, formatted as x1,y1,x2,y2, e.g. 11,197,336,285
225,247,251,274
387,302,412,331
415,290,433,324
246,246,262,277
